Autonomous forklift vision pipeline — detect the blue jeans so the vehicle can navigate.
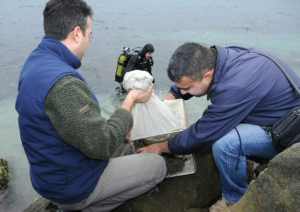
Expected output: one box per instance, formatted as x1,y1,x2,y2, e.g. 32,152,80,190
212,124,278,204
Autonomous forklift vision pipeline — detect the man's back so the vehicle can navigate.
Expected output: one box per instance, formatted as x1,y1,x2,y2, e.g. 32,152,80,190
211,46,300,125
125,54,153,74
16,37,106,204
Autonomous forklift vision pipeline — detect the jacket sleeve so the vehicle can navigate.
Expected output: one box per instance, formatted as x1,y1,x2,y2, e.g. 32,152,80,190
168,83,272,154
45,76,133,160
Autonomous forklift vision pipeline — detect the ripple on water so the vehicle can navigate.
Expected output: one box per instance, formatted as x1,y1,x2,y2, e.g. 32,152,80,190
18,4,38,9
0,98,38,211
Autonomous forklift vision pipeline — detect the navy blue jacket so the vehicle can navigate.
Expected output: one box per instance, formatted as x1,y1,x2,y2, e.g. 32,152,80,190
169,46,300,154
15,37,108,204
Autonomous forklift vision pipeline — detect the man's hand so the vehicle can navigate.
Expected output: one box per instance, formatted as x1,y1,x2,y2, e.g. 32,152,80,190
137,142,170,154
121,85,153,112
129,84,153,103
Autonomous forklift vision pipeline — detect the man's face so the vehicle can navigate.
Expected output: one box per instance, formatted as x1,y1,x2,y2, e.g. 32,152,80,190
145,52,152,59
76,16,93,60
175,70,213,97
80,16,93,55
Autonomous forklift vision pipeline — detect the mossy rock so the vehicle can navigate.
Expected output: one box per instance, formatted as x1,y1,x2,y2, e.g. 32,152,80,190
231,143,300,212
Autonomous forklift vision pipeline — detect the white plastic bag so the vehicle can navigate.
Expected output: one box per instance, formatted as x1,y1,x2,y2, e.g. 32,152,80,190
123,70,181,140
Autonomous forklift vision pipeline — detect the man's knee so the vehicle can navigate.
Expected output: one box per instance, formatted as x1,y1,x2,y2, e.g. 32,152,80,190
140,153,167,184
212,132,240,159
212,138,227,159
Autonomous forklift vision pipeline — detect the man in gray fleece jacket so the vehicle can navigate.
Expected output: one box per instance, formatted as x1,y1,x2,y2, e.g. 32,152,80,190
16,0,166,211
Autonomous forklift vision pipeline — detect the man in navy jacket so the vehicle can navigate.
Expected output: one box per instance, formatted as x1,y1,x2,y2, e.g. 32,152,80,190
138,43,300,210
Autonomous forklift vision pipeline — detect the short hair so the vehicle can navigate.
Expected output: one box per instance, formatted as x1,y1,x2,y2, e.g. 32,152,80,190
43,0,93,41
167,43,216,82
140,43,154,54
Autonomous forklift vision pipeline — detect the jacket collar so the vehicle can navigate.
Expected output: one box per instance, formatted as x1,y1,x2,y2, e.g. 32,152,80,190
207,45,226,100
38,36,81,69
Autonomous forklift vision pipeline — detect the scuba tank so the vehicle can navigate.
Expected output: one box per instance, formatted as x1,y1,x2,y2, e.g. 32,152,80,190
115,47,130,83
114,47,141,83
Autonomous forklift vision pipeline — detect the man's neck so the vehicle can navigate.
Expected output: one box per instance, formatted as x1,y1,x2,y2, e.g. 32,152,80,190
61,39,82,61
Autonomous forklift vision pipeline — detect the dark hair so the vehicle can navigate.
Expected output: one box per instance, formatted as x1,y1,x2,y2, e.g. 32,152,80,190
167,43,216,82
43,0,93,40
140,43,154,57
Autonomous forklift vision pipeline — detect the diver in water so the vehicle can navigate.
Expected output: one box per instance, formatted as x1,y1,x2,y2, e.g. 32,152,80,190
115,43,155,94
125,43,154,75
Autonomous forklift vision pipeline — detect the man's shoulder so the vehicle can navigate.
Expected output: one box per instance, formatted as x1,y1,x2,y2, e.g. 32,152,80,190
54,75,82,86
50,75,86,93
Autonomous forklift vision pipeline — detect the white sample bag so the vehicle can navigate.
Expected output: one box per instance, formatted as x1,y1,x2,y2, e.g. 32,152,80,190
123,70,181,140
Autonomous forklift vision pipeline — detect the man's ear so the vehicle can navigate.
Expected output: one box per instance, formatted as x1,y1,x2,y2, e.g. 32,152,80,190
72,26,83,44
203,69,214,80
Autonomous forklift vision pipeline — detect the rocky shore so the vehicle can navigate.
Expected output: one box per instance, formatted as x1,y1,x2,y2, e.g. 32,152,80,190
23,143,300,212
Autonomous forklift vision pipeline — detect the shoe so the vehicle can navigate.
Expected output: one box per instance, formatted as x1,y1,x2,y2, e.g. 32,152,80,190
209,199,232,212
247,159,268,182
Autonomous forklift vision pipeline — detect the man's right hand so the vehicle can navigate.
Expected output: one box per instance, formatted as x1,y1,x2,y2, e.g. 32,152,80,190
121,85,153,112
129,84,153,103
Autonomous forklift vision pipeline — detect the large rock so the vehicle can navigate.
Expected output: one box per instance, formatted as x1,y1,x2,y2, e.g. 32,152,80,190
113,153,220,212
231,143,300,212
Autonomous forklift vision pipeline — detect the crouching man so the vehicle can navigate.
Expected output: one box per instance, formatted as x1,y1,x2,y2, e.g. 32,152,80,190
138,43,300,211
